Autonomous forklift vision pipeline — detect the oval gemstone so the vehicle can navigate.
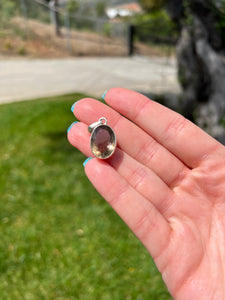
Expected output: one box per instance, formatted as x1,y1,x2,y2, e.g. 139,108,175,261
90,125,116,159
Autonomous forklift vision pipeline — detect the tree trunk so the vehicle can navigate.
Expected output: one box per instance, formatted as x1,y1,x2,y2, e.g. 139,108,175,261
167,0,225,144
49,0,61,36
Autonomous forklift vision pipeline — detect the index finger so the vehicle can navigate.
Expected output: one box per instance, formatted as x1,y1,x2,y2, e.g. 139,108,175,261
104,88,221,168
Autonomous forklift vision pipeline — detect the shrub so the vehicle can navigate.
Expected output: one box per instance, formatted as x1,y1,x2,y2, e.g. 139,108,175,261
133,10,178,44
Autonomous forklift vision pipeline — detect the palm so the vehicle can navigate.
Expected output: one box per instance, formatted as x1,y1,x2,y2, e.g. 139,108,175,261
68,88,225,299
157,155,225,299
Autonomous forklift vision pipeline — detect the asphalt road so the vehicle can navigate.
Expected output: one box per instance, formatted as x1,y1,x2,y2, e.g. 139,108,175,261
0,56,180,104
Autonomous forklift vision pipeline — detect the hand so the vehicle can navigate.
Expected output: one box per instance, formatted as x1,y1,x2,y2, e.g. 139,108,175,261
68,88,225,300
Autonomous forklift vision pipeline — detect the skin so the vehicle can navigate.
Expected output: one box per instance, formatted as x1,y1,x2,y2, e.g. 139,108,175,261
67,88,225,300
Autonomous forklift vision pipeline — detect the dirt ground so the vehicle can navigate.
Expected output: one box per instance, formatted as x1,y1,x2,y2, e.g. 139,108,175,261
0,17,174,58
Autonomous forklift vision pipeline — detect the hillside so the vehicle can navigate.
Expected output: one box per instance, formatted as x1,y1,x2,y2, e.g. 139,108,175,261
0,17,173,58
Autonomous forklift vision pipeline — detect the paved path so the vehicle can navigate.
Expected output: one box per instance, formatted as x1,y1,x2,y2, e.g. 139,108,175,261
0,56,180,104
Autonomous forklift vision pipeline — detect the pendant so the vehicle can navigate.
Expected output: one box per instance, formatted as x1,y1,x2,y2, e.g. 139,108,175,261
88,117,117,159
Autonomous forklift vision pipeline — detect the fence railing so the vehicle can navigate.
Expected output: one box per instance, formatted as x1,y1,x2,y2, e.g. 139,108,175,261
17,0,130,56
0,0,176,57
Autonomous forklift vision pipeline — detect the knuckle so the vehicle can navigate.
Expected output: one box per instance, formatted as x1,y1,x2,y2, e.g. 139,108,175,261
133,100,150,121
128,166,147,191
132,208,155,241
138,138,159,165
164,116,188,141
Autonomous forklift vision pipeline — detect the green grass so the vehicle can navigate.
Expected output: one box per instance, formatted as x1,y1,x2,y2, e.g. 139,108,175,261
0,94,172,300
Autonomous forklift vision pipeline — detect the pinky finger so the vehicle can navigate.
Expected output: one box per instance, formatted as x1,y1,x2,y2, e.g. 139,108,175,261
84,158,171,260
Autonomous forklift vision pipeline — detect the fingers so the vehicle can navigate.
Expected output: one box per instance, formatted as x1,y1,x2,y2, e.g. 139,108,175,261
84,158,171,258
104,88,221,168
68,122,175,215
68,121,93,157
108,149,175,215
71,98,188,188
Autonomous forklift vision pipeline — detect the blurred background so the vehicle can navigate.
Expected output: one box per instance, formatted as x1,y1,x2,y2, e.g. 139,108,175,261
0,0,224,299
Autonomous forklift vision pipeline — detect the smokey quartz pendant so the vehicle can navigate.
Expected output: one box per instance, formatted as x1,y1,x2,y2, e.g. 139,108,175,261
88,117,117,159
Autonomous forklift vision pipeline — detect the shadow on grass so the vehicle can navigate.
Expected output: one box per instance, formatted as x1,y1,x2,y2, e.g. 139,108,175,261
44,130,73,152
41,130,85,166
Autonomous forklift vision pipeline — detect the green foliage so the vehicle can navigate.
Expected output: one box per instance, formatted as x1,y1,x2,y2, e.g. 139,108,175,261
3,41,12,51
220,117,225,127
182,0,194,27
70,17,94,31
103,23,112,37
0,94,172,299
134,10,178,43
96,1,106,17
139,0,166,12
0,0,19,26
17,45,26,55
67,0,79,14
25,1,50,24
0,0,17,18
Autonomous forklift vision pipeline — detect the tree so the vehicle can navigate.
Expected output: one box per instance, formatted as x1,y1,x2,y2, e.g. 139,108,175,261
139,0,166,11
166,0,225,143
139,0,225,143
47,0,61,36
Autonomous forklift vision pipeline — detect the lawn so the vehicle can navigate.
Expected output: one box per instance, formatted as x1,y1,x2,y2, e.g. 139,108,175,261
0,94,172,300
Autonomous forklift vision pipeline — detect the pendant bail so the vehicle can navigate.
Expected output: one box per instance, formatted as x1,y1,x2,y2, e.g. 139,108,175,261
88,117,107,133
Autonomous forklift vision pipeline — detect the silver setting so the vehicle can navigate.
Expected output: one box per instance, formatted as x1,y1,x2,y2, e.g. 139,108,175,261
88,117,107,133
88,117,117,159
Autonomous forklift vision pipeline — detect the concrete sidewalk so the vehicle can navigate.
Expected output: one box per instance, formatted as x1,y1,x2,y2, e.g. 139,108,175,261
0,56,180,104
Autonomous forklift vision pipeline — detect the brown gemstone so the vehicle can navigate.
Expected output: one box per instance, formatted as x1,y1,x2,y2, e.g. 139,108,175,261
90,125,116,159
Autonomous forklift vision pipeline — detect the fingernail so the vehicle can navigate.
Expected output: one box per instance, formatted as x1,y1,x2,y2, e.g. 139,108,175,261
71,100,80,113
67,121,78,134
83,157,93,167
102,90,108,101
